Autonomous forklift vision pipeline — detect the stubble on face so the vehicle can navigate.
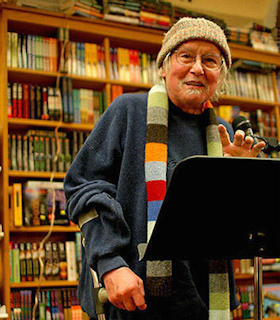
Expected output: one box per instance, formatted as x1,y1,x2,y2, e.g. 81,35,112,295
178,78,210,96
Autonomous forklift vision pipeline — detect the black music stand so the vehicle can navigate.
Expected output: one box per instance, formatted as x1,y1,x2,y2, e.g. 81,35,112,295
142,156,280,320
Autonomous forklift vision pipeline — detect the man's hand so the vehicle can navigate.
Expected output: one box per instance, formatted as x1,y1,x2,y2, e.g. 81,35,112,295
218,124,266,157
103,267,147,312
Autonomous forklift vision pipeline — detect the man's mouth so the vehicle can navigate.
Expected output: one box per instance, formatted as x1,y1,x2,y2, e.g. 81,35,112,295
185,81,205,87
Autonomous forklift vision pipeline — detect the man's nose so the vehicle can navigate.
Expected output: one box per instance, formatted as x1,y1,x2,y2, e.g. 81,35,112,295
189,58,205,75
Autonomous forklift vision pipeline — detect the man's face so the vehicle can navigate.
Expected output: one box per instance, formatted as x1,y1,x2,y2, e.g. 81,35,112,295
161,40,222,113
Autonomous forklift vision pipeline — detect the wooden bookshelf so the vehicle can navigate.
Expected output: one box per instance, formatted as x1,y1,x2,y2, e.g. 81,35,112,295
1,3,280,319
9,225,79,233
10,280,79,288
8,118,94,131
8,170,66,179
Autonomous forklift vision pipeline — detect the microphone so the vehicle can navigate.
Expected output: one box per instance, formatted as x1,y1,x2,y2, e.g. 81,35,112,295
232,115,259,145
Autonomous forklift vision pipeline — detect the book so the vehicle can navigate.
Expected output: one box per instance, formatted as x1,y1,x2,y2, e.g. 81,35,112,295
58,242,67,280
13,183,23,227
19,242,27,282
12,243,20,283
65,241,77,281
25,242,33,281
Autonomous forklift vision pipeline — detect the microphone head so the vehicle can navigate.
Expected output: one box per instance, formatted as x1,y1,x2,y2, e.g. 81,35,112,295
232,115,252,133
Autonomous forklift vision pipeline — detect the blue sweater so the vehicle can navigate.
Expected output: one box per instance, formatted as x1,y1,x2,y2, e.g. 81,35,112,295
64,93,238,320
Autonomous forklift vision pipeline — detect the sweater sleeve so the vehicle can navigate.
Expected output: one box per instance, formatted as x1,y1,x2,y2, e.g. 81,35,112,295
64,96,131,279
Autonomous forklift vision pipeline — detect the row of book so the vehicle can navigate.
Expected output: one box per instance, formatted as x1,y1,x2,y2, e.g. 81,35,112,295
218,107,278,139
11,288,82,320
10,235,81,283
65,41,106,78
7,29,106,78
8,78,106,124
227,69,275,102
233,258,280,276
8,82,62,121
60,77,106,123
109,47,157,84
7,32,58,71
233,284,280,319
8,130,88,173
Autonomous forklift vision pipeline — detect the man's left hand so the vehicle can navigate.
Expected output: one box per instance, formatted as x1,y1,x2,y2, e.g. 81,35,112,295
218,124,266,157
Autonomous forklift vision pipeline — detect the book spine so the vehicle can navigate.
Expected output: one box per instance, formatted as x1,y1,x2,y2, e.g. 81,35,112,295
65,241,77,281
25,242,33,281
13,183,23,227
19,242,27,282
12,242,20,282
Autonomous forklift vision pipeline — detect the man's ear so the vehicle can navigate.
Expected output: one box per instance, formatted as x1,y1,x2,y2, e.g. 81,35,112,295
161,68,166,78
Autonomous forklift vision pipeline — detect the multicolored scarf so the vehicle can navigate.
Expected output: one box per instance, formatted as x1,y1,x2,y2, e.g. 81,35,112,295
144,83,230,319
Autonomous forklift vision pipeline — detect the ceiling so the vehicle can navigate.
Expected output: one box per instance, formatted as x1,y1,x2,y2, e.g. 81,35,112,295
167,0,279,28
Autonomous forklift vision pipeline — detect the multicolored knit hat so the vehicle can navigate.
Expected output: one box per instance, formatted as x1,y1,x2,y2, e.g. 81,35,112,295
157,17,231,70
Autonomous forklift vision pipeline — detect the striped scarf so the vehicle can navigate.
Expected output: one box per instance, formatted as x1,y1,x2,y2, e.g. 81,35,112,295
145,83,230,319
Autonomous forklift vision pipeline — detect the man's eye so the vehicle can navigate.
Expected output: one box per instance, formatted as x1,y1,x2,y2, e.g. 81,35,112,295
180,53,193,60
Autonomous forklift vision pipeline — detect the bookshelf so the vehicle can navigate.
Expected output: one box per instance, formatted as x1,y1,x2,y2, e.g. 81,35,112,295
0,4,280,320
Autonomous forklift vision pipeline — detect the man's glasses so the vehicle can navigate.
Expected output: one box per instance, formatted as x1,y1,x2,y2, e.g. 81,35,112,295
173,49,223,71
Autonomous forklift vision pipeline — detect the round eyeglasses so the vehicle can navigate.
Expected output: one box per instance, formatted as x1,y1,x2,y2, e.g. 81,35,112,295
173,49,223,71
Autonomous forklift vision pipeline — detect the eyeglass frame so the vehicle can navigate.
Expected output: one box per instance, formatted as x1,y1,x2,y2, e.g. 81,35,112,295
167,49,224,71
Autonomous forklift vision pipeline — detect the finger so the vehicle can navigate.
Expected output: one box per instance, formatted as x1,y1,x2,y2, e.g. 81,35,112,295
233,130,245,146
115,302,126,310
243,136,254,150
132,290,147,311
251,141,266,157
218,124,230,146
123,297,137,312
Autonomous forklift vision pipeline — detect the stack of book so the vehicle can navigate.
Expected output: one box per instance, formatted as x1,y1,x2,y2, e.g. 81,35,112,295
103,0,141,25
225,26,250,46
10,236,81,283
139,0,172,30
109,47,157,84
61,0,104,19
7,32,58,71
11,288,82,320
250,24,279,53
15,0,62,12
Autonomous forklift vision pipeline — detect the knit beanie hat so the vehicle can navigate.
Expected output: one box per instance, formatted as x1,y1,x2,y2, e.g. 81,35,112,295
157,17,231,70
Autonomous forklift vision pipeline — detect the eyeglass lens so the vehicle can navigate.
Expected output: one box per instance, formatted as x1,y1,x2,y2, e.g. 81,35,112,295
175,50,222,70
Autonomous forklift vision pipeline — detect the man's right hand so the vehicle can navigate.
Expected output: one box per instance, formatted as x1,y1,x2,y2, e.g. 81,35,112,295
103,267,147,312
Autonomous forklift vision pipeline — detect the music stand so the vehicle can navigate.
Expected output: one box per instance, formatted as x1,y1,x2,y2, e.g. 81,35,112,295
143,156,280,320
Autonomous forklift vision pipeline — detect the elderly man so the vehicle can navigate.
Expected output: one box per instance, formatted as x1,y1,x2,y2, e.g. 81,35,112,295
64,17,265,320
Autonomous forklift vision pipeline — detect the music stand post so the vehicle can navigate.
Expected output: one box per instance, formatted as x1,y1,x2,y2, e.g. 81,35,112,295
143,156,280,320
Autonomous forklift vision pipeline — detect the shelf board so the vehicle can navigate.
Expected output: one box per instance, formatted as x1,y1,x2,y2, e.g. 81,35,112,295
8,67,58,85
229,42,280,67
234,271,280,285
10,225,79,233
10,280,79,288
8,118,93,131
9,170,66,179
217,95,280,110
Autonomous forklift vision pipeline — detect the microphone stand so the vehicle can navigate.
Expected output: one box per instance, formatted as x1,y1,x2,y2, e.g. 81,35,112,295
254,135,280,156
